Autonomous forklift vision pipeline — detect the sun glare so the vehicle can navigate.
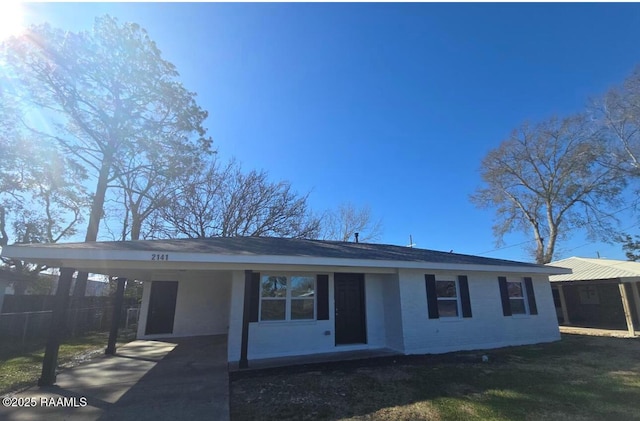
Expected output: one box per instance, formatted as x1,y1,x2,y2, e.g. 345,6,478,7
0,1,25,41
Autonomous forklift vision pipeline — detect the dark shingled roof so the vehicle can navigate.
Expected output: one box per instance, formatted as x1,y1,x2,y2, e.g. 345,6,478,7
11,236,543,268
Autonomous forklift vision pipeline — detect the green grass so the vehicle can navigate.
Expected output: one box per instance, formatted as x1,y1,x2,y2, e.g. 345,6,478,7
230,335,640,421
0,329,136,396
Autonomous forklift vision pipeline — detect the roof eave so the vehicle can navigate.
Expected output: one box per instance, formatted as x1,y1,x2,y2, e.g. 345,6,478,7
1,245,568,275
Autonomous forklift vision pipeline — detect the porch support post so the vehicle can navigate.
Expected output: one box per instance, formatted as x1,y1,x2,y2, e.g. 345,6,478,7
618,282,636,336
0,279,7,313
631,281,640,327
239,270,253,369
557,284,570,325
38,267,75,386
106,277,127,355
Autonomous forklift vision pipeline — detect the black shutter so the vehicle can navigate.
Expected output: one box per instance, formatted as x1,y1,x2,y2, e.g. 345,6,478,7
316,274,329,320
458,275,472,318
498,276,512,316
524,277,538,315
425,274,439,319
249,272,260,322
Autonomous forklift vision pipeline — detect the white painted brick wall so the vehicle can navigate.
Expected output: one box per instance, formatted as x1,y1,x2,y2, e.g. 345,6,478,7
381,273,404,352
172,274,231,336
364,274,387,348
139,267,561,363
246,272,389,360
398,269,560,355
137,273,233,340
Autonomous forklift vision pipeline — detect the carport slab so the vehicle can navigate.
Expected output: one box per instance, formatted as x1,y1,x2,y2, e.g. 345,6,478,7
0,335,229,421
560,326,638,338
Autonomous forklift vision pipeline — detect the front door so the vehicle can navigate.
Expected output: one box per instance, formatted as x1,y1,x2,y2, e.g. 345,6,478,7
334,273,366,345
145,281,179,335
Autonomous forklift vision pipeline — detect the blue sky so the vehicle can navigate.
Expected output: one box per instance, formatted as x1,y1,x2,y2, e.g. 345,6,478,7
17,2,640,262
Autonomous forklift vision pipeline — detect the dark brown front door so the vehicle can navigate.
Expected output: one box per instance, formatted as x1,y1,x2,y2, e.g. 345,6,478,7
145,281,179,335
334,273,366,345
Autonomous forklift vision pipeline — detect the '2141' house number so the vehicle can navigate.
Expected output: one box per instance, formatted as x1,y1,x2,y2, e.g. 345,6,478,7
151,254,169,261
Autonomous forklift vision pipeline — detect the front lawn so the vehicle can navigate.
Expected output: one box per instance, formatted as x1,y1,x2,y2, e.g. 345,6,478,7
230,335,640,420
0,330,136,396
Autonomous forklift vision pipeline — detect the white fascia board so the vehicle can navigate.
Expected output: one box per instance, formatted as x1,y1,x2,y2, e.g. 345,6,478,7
1,245,569,275
551,276,640,284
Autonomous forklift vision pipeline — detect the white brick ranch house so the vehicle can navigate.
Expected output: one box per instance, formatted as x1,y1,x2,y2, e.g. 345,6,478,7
0,237,570,368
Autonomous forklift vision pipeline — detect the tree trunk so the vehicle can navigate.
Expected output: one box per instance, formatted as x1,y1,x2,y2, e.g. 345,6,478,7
535,242,544,264
543,225,559,264
0,206,8,247
532,222,545,264
73,154,112,298
130,204,141,241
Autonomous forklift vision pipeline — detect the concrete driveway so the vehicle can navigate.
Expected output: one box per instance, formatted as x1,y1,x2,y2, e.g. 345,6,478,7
0,335,229,421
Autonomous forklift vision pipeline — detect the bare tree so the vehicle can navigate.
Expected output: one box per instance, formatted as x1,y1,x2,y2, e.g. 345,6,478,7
595,66,640,257
595,66,640,176
156,159,229,239
319,203,383,242
108,144,204,241
471,115,625,264
160,159,321,239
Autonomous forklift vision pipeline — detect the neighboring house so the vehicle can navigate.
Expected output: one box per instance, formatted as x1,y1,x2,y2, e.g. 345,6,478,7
66,276,111,297
1,272,109,297
1,237,569,368
0,269,51,313
548,257,640,336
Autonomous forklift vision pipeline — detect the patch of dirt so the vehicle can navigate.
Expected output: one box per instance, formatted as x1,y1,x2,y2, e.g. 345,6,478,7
230,353,489,420
343,401,442,421
442,382,480,397
230,336,640,421
355,366,412,382
58,348,104,369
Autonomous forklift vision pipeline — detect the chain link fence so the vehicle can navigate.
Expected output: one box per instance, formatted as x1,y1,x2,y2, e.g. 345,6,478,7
0,302,140,345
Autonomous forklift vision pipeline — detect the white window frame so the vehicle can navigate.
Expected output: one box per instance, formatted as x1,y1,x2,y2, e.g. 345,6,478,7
435,278,461,318
259,273,317,322
507,279,529,315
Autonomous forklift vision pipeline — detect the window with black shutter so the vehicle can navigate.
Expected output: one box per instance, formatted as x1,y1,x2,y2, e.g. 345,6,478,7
425,274,473,319
499,276,538,316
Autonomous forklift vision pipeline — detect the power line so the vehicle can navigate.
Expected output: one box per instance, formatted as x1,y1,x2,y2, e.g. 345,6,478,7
561,220,640,255
477,239,536,255
475,201,640,257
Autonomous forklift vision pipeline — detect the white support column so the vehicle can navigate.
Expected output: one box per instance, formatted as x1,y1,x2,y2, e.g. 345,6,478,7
558,284,570,325
618,283,636,336
227,270,246,367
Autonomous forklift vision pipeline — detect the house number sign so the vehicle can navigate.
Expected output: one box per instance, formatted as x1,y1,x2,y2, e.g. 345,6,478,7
151,254,169,261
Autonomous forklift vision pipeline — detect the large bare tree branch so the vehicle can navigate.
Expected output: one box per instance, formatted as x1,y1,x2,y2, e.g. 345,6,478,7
472,114,625,263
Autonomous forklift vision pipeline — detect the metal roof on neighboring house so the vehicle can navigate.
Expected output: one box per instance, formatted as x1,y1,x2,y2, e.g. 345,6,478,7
548,257,640,282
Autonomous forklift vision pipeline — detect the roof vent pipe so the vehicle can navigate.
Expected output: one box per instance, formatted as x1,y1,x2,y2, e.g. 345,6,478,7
354,232,359,243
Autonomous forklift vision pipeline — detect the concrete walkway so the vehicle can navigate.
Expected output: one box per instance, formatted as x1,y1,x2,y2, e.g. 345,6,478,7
560,325,638,338
0,335,229,421
233,347,401,371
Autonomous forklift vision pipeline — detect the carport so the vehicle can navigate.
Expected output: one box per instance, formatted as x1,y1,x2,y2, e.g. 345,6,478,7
0,240,236,387
0,335,230,420
550,257,640,336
